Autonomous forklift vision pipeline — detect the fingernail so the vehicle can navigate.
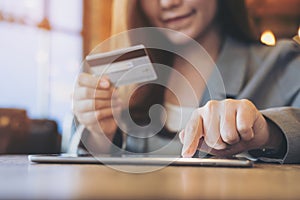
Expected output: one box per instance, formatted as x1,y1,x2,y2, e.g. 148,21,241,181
100,80,110,88
179,131,184,143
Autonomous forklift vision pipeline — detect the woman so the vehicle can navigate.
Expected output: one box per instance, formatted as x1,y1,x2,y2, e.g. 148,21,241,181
73,0,300,163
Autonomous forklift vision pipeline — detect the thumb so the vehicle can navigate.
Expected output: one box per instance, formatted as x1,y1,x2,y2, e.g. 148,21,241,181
99,78,110,89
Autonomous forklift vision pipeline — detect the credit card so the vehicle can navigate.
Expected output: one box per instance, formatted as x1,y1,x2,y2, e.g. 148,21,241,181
86,45,157,87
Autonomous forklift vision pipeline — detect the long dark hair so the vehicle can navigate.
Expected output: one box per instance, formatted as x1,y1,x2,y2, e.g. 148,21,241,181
217,0,259,43
125,0,258,124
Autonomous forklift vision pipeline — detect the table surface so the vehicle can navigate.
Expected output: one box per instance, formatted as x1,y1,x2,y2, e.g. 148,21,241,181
0,155,300,200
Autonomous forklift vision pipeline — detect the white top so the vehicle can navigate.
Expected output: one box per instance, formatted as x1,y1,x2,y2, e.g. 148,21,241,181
163,102,196,132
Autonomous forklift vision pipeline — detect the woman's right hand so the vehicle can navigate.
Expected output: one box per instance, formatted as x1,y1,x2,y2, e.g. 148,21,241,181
73,73,122,142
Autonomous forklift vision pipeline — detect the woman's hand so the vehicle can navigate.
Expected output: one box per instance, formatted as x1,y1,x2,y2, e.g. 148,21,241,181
180,99,283,157
73,73,122,141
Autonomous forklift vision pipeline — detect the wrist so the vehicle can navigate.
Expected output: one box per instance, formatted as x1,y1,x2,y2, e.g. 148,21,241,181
264,118,284,151
250,118,287,159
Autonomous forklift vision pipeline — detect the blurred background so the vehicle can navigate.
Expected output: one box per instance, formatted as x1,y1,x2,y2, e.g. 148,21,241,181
0,0,299,153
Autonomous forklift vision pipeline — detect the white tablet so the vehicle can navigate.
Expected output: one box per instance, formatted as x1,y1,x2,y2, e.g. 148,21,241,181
28,154,253,167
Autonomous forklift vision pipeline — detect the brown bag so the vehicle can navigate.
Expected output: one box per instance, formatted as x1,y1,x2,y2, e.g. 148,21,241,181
0,108,61,154
0,108,29,153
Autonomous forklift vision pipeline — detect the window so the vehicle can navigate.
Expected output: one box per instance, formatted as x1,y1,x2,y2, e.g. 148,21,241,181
0,0,83,132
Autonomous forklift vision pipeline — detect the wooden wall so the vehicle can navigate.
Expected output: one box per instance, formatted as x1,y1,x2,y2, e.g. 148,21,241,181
82,0,300,56
82,0,112,56
247,0,300,38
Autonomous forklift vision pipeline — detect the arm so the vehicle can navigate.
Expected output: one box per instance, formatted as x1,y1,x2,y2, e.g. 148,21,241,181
180,41,300,163
179,99,300,164
256,44,300,163
260,106,300,163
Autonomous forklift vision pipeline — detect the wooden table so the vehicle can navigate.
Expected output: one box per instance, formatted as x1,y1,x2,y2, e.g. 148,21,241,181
0,155,299,199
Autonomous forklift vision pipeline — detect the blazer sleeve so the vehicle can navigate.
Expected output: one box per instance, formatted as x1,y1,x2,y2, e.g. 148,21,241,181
261,106,300,164
260,45,300,164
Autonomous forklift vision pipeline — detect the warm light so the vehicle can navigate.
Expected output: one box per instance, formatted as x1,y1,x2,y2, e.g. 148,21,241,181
293,27,300,45
260,30,276,46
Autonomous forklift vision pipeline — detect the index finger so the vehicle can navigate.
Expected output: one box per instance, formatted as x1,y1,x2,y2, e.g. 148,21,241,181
77,73,111,90
181,109,204,158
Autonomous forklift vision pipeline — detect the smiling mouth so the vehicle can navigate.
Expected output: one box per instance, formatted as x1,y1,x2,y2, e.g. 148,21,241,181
162,9,196,24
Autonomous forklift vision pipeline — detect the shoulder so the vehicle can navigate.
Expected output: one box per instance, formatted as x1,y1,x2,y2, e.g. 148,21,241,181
249,39,300,66
220,38,299,65
251,40,300,93
219,37,299,76
240,39,300,94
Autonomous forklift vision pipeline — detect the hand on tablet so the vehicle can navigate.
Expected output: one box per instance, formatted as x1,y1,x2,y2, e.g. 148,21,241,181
180,99,283,158
73,73,122,140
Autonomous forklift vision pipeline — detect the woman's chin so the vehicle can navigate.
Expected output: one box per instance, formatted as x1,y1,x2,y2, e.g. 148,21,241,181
163,29,196,45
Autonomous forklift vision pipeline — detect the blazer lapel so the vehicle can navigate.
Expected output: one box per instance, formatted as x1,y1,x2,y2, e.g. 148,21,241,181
200,37,249,106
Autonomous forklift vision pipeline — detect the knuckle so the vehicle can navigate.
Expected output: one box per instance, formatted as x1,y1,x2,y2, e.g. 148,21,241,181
240,133,254,141
238,126,249,134
222,99,237,110
204,100,218,112
207,100,217,107
240,98,251,104
237,123,251,133
240,99,255,109
224,98,235,106
222,99,235,113
222,132,239,144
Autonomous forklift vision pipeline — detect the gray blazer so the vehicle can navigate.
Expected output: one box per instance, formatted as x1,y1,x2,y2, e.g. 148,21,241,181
127,37,300,163
200,37,300,163
69,37,300,164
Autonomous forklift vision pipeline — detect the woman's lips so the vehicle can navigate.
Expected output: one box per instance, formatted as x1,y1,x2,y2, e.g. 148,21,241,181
162,10,196,25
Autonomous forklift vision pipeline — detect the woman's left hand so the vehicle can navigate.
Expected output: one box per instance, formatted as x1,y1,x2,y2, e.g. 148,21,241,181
180,99,280,157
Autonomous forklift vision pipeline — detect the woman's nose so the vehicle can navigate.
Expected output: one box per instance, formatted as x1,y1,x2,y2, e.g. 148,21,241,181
159,0,182,10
